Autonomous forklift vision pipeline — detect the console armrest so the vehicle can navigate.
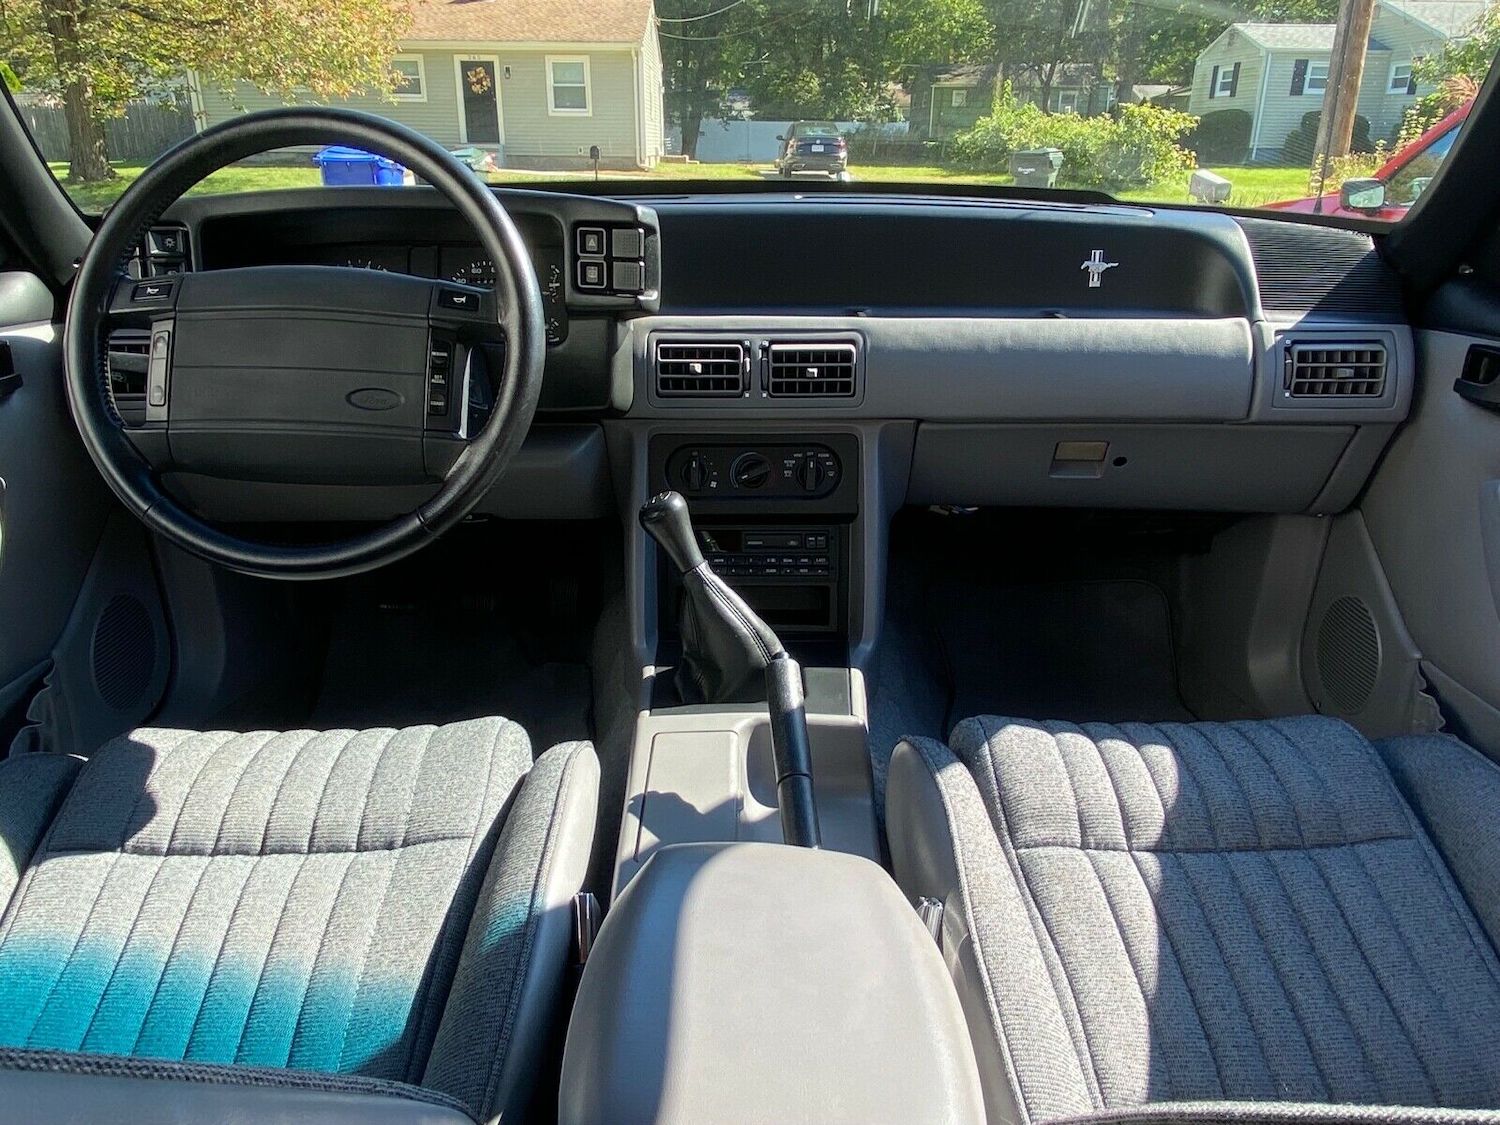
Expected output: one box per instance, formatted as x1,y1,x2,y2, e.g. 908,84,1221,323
561,842,984,1125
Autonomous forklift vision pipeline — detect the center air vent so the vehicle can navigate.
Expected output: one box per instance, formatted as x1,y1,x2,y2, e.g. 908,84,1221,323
767,342,857,397
106,329,151,425
1283,341,1387,399
655,341,747,397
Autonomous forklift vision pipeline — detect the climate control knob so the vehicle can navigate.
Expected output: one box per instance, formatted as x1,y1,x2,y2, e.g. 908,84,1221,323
796,457,826,492
730,452,772,490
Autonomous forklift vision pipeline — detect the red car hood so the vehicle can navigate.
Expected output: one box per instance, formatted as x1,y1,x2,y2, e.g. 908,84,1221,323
1261,100,1473,220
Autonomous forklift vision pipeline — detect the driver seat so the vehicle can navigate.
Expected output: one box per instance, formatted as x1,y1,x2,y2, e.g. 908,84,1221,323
0,718,599,1124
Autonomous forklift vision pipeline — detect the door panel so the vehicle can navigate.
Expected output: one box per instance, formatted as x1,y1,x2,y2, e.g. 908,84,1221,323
0,272,168,753
1360,328,1500,752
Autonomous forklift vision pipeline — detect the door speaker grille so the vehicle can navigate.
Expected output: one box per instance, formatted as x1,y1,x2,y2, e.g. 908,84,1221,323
1316,595,1380,714
91,594,155,710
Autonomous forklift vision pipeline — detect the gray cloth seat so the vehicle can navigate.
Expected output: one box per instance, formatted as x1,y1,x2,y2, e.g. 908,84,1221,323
887,714,1500,1125
0,718,599,1123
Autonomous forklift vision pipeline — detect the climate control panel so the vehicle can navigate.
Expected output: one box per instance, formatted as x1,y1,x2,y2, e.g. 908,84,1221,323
666,443,843,499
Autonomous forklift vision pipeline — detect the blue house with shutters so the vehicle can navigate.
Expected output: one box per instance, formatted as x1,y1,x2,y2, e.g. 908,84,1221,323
1188,0,1487,161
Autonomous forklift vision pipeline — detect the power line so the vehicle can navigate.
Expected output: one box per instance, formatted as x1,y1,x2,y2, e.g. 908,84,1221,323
657,0,755,22
656,9,801,39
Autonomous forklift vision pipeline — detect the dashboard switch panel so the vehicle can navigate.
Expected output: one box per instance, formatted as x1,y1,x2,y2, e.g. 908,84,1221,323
572,222,647,297
666,443,842,499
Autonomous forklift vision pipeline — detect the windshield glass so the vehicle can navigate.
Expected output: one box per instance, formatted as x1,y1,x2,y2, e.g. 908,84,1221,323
3,0,1495,223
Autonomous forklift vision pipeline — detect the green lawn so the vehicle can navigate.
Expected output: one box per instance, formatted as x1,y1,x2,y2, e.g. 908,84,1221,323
51,159,1310,212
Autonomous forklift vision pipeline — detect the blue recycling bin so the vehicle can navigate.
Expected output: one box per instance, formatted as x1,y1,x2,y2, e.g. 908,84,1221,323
312,146,407,186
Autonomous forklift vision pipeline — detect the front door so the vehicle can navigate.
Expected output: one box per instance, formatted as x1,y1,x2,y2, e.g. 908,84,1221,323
458,58,501,145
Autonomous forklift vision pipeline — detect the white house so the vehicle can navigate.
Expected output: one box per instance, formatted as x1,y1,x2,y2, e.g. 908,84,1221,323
1189,0,1489,161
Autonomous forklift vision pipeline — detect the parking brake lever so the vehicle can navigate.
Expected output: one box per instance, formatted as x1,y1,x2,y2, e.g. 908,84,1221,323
640,490,821,848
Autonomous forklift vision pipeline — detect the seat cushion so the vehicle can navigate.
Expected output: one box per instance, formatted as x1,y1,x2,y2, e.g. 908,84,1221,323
0,720,599,1119
891,715,1500,1124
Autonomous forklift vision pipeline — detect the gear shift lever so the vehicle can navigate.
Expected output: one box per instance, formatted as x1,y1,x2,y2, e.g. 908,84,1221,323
640,490,821,848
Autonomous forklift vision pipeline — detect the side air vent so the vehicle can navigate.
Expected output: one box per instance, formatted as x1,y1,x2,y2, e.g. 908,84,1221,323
106,329,151,425
767,342,857,397
1283,341,1387,398
654,341,747,397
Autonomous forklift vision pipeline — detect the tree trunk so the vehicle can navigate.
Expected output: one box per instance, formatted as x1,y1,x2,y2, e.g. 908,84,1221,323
681,104,705,160
40,0,114,182
62,81,112,182
1039,62,1059,113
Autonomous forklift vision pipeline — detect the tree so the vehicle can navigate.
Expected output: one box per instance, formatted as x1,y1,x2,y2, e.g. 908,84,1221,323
658,0,990,156
656,0,760,160
1398,2,1499,140
0,0,407,182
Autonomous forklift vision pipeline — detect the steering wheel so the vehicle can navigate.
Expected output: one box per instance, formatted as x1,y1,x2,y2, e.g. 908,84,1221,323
63,108,545,580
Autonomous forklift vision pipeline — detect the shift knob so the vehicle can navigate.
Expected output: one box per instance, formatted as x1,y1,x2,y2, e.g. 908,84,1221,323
639,490,704,573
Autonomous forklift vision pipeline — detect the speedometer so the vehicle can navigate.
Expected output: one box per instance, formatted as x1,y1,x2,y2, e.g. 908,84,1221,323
442,250,497,288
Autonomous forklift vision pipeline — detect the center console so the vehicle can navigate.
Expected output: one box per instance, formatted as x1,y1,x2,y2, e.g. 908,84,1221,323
566,437,982,1124
648,432,859,647
563,843,985,1125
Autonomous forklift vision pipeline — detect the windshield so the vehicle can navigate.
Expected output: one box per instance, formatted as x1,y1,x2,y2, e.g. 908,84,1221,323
3,0,1495,224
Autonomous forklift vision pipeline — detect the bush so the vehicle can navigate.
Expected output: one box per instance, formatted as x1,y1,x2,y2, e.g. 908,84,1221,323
951,85,1197,190
0,62,19,95
1281,110,1373,164
1396,74,1477,148
1189,109,1252,163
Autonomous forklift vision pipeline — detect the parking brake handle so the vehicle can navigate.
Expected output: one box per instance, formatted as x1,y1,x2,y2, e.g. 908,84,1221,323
639,490,821,848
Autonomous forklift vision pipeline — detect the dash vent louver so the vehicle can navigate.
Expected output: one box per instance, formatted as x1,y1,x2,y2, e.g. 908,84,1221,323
654,341,747,396
1283,341,1387,398
766,342,857,397
106,329,151,425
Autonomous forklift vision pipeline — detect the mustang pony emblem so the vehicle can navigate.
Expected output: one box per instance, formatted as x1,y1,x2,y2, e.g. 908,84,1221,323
1081,249,1119,288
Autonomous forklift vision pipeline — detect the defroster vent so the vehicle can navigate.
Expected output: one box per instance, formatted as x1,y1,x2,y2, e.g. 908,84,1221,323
655,341,747,397
1283,341,1387,398
767,342,857,397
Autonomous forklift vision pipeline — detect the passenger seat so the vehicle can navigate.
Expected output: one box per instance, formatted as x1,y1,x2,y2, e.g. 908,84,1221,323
887,715,1500,1123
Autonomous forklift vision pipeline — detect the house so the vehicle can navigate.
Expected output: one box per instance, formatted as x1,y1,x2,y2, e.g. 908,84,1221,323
1188,0,1488,161
909,62,1113,139
192,0,665,170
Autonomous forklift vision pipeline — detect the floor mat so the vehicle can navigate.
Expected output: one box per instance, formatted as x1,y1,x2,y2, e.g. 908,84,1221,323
933,578,1193,729
309,595,594,753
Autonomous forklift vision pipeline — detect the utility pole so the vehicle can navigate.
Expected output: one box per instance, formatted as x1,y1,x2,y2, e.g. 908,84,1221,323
1313,0,1377,171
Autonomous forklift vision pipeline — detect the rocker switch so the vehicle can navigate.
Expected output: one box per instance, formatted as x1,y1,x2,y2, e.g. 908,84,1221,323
146,322,172,419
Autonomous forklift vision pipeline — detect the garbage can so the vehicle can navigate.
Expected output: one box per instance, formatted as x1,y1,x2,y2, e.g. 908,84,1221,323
1008,147,1064,189
312,146,409,186
448,145,501,176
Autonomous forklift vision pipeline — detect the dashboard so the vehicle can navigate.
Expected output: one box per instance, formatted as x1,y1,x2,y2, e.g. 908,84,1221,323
145,184,1414,523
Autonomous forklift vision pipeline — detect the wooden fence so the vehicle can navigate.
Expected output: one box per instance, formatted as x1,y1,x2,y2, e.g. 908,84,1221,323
16,98,194,165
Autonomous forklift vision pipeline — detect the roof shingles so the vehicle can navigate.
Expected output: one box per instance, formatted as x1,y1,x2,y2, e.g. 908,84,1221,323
405,0,654,45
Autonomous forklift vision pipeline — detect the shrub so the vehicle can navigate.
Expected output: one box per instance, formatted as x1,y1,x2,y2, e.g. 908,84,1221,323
1281,110,1373,165
1396,74,1477,148
0,62,19,95
951,85,1197,190
1306,143,1389,196
1189,109,1252,163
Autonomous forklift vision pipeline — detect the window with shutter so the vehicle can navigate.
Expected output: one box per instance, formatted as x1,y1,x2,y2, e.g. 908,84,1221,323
1209,64,1221,98
1290,58,1308,95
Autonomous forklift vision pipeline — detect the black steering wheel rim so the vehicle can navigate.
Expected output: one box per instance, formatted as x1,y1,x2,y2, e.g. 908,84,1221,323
63,107,546,580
